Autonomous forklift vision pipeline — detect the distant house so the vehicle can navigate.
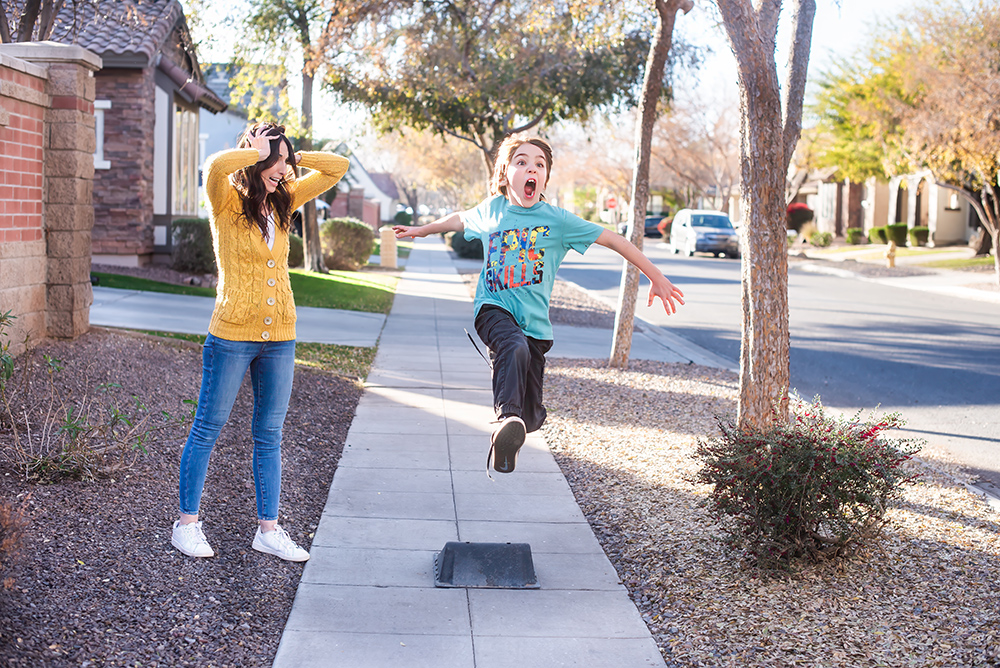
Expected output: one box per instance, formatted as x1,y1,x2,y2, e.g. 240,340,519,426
322,142,400,230
198,62,287,159
795,171,979,246
43,0,226,266
196,63,288,218
878,172,980,246
198,64,252,162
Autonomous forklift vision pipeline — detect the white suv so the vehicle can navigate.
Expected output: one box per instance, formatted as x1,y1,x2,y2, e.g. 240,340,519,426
669,209,740,258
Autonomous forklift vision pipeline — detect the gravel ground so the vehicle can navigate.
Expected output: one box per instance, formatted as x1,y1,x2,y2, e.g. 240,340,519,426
2,263,997,667
542,360,1000,667
0,329,360,667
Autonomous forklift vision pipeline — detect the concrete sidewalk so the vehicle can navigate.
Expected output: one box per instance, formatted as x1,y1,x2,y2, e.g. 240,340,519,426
90,287,388,347
271,236,678,668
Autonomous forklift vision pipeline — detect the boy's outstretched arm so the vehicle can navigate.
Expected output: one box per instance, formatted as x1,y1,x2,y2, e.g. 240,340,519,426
595,229,685,314
393,212,464,239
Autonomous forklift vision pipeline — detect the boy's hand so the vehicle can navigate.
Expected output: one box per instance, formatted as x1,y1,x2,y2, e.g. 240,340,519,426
649,276,685,315
393,225,424,239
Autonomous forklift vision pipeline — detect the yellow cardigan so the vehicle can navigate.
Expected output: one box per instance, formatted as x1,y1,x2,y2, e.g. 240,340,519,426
202,148,349,342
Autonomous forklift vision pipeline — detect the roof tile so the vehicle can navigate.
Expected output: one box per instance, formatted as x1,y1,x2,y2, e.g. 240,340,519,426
46,0,182,66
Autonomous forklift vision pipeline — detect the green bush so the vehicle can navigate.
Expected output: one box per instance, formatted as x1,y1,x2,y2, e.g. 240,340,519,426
447,231,484,259
695,397,921,569
319,217,375,270
909,226,930,247
394,210,412,226
808,231,833,247
845,228,868,245
886,223,909,246
869,226,888,244
288,233,304,268
171,218,216,275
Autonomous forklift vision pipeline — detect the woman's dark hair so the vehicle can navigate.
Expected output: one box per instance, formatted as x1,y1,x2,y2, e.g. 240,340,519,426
232,121,298,241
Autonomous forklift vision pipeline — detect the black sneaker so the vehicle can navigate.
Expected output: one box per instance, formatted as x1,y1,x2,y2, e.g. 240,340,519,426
488,416,526,474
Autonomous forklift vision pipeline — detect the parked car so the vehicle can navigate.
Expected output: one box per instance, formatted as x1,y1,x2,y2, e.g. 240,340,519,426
617,215,667,238
669,209,740,258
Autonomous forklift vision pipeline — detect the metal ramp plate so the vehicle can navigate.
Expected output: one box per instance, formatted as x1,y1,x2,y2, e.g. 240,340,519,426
434,541,539,589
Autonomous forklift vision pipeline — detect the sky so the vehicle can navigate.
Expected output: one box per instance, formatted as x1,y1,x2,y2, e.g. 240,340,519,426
677,0,910,105
186,0,913,144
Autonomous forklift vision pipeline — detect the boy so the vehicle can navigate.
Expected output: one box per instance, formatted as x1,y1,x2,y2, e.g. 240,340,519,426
395,134,684,473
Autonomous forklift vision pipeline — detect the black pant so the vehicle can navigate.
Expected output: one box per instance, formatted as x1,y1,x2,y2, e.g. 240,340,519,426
474,305,553,433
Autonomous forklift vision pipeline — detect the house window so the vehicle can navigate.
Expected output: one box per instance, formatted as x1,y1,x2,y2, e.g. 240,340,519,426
173,103,199,216
93,100,111,169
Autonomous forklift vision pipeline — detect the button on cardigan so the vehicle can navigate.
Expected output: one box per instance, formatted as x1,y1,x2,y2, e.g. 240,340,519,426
202,148,349,342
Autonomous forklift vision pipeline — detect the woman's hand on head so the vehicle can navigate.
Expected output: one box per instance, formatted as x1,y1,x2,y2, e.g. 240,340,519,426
248,127,279,162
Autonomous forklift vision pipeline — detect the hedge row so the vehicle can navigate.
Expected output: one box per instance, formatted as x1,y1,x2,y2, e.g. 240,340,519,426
169,217,375,273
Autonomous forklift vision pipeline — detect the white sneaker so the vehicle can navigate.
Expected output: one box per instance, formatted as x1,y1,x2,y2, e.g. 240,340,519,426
171,520,215,558
252,525,310,562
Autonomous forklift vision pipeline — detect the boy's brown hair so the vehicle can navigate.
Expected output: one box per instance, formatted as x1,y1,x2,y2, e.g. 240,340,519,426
489,134,553,199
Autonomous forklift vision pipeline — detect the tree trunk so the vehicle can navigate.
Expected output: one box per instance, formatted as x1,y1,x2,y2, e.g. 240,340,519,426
993,230,1000,285
609,0,689,369
717,0,815,430
985,195,1000,286
403,185,418,220
300,70,327,274
15,0,42,42
734,85,790,429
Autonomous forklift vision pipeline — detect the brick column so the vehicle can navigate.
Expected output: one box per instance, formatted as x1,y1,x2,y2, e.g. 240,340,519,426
1,43,102,340
0,51,47,354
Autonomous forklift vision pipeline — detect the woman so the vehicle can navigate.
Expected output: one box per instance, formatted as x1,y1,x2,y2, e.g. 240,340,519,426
171,122,348,561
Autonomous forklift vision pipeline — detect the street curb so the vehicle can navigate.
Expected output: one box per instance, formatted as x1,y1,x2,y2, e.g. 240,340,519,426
558,278,737,371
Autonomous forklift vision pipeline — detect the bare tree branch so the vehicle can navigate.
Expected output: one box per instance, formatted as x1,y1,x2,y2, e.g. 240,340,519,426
781,0,815,168
16,0,42,41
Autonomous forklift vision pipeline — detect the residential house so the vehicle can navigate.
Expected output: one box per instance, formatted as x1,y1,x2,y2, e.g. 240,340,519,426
45,0,226,266
198,64,252,169
879,172,978,246
793,169,977,246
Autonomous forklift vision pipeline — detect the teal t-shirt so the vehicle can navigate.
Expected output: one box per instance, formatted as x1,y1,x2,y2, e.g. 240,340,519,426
462,195,604,340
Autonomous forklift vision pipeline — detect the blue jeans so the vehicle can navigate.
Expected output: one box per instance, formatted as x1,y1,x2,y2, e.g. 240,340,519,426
178,334,295,521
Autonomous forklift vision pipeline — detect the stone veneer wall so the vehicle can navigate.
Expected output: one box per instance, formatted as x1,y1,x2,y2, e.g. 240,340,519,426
0,43,101,354
91,67,155,261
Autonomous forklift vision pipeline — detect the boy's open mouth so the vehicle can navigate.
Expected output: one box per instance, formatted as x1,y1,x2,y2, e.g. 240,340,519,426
524,178,536,199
